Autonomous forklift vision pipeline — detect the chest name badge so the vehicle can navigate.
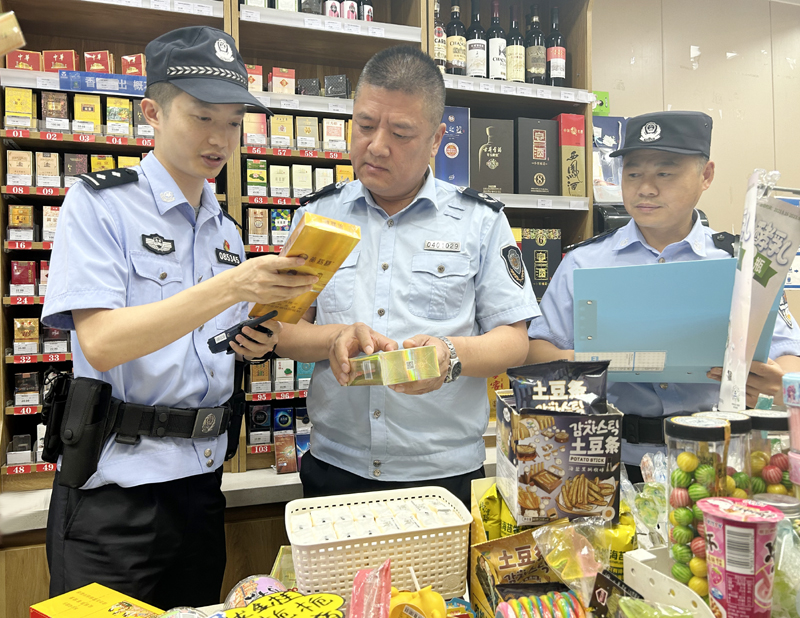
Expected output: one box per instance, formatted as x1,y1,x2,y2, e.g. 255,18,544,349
216,248,241,266
142,233,175,255
424,240,461,252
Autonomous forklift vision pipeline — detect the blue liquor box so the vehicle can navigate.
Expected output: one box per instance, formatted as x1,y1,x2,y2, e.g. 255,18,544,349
435,106,470,187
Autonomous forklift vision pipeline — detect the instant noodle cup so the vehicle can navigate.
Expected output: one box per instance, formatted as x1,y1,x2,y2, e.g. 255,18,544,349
697,497,784,618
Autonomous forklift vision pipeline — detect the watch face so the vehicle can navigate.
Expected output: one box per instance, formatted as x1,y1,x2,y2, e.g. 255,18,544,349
452,361,463,380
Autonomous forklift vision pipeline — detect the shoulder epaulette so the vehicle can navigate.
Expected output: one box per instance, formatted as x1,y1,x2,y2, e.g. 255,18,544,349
77,167,139,191
299,180,349,206
564,228,620,253
456,186,504,212
220,206,242,230
712,231,738,257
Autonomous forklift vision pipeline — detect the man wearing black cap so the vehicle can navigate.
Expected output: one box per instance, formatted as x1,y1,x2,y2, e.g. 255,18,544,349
42,27,317,606
526,111,800,478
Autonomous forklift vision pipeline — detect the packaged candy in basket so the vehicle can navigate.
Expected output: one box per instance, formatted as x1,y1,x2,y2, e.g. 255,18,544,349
664,416,730,595
350,559,391,618
694,412,753,498
617,597,693,618
494,590,586,618
223,575,288,609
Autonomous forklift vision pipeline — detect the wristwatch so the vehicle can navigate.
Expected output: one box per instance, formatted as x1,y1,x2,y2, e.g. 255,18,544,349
439,336,462,383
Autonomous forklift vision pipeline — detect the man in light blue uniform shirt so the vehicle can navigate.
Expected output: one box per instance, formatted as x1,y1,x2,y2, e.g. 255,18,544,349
278,46,539,506
527,111,800,478
41,27,316,607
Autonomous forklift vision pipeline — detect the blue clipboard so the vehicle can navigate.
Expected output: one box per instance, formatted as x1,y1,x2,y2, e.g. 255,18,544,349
573,258,781,383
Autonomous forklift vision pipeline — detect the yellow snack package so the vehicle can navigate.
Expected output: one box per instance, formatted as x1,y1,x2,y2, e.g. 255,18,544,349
604,502,637,580
478,483,501,541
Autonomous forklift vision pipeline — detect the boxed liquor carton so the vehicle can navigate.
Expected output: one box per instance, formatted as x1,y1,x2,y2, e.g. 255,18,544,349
244,112,268,145
314,167,334,189
43,326,69,354
43,50,79,72
121,53,146,75
106,97,133,135
295,116,319,149
324,74,350,98
521,229,561,302
14,373,40,407
8,205,33,231
322,118,346,150
554,113,586,197
64,153,88,188
14,317,39,354
246,64,263,92
11,260,36,295
271,67,295,94
134,100,153,138
7,150,33,186
296,78,321,96
39,260,49,296
249,212,361,323
292,164,313,198
516,118,558,195
495,362,622,526
118,156,141,168
7,435,33,465
335,165,354,183
5,86,35,128
41,91,69,131
42,206,61,242
435,106,469,187
248,403,271,445
30,583,163,618
7,50,42,71
269,165,291,198
275,433,298,474
470,118,514,194
84,50,114,73
35,152,60,188
270,208,292,245
347,346,440,386
249,362,272,394
91,154,116,172
246,159,268,196
270,114,294,147
73,94,102,134
247,207,270,245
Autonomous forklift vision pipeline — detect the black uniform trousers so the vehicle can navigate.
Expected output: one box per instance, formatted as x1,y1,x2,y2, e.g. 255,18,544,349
300,450,485,508
46,467,226,610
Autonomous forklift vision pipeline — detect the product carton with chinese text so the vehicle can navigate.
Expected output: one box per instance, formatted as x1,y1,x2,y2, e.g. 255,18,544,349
554,113,585,197
30,582,163,618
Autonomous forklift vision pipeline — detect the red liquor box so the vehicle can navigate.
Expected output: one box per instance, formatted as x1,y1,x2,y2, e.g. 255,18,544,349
11,260,36,285
121,53,146,76
554,113,586,198
246,64,263,92
43,50,79,72
6,50,42,71
84,50,114,73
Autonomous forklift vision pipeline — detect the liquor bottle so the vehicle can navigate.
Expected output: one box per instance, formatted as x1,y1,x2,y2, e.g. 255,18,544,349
546,6,566,87
433,1,447,74
358,0,373,20
300,0,323,13
446,1,467,75
341,0,357,19
324,0,340,17
465,0,486,78
505,4,525,82
486,0,506,80
525,4,546,84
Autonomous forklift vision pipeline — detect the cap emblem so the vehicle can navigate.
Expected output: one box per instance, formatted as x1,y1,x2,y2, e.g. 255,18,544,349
639,121,662,143
214,38,235,63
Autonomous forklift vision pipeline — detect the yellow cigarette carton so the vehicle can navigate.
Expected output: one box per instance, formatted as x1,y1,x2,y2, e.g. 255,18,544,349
347,346,440,386
30,582,163,618
249,212,360,323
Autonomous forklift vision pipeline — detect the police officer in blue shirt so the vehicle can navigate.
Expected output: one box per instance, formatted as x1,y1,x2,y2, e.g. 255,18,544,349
277,46,540,506
526,111,800,481
41,27,317,607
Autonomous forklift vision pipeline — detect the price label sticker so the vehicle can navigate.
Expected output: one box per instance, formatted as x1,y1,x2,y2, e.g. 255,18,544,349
37,463,57,473
570,200,587,210
501,84,516,95
537,88,553,99
73,120,95,133
329,102,347,113
304,17,323,29
121,0,143,6
457,80,474,91
137,125,155,138
241,8,260,21
251,444,271,454
255,95,270,108
14,355,35,364
480,82,496,93
560,90,576,101
174,0,193,12
7,465,31,475
249,196,266,204
151,0,171,9
517,86,533,97
368,26,385,37
45,117,69,131
296,136,316,149
252,393,269,401
538,199,553,209
325,20,343,32
344,22,362,34
136,137,155,147
193,2,213,15
96,78,121,91
280,98,300,110
443,78,454,88
36,76,60,90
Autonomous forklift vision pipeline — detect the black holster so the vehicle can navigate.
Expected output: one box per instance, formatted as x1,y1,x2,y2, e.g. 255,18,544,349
225,360,246,461
41,371,72,463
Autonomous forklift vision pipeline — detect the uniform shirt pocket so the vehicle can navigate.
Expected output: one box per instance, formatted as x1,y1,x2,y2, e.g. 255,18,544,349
318,250,360,314
408,252,471,320
212,264,241,330
129,251,183,307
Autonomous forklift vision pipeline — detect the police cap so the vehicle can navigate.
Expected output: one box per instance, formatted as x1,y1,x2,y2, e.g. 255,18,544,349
610,111,712,158
145,26,270,113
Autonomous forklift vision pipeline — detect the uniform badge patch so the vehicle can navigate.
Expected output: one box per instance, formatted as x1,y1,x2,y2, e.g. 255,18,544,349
639,122,662,142
141,233,175,255
501,244,525,288
216,248,241,266
780,292,794,329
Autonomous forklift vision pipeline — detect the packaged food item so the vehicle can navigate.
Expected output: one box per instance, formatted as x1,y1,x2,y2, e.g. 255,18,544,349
698,497,784,614
274,433,297,474
223,574,287,609
14,316,39,340
10,260,36,296
350,559,391,618
617,597,693,618
64,153,88,187
269,165,291,198
347,346,440,386
247,208,269,245
604,506,637,580
43,327,69,354
36,152,60,187
118,156,141,169
322,118,346,149
40,260,49,296
694,411,753,497
665,416,730,593
249,212,360,323
6,150,33,186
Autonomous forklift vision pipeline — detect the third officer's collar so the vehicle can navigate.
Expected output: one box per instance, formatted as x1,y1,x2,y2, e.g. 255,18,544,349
141,153,222,223
356,166,439,213
612,210,707,257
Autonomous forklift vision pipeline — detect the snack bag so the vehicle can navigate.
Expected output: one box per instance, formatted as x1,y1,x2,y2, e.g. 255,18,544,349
479,484,502,541
350,559,391,618
508,360,611,415
617,597,693,618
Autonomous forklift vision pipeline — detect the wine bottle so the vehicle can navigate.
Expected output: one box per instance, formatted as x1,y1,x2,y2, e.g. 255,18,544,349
546,6,566,87
446,1,467,75
486,0,506,80
433,1,447,74
323,0,340,17
525,4,546,84
466,0,486,78
341,0,358,19
358,0,373,20
505,4,525,82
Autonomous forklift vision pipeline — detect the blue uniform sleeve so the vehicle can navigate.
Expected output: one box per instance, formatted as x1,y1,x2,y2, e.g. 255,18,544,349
769,302,800,359
42,182,128,330
527,250,577,350
474,212,540,333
